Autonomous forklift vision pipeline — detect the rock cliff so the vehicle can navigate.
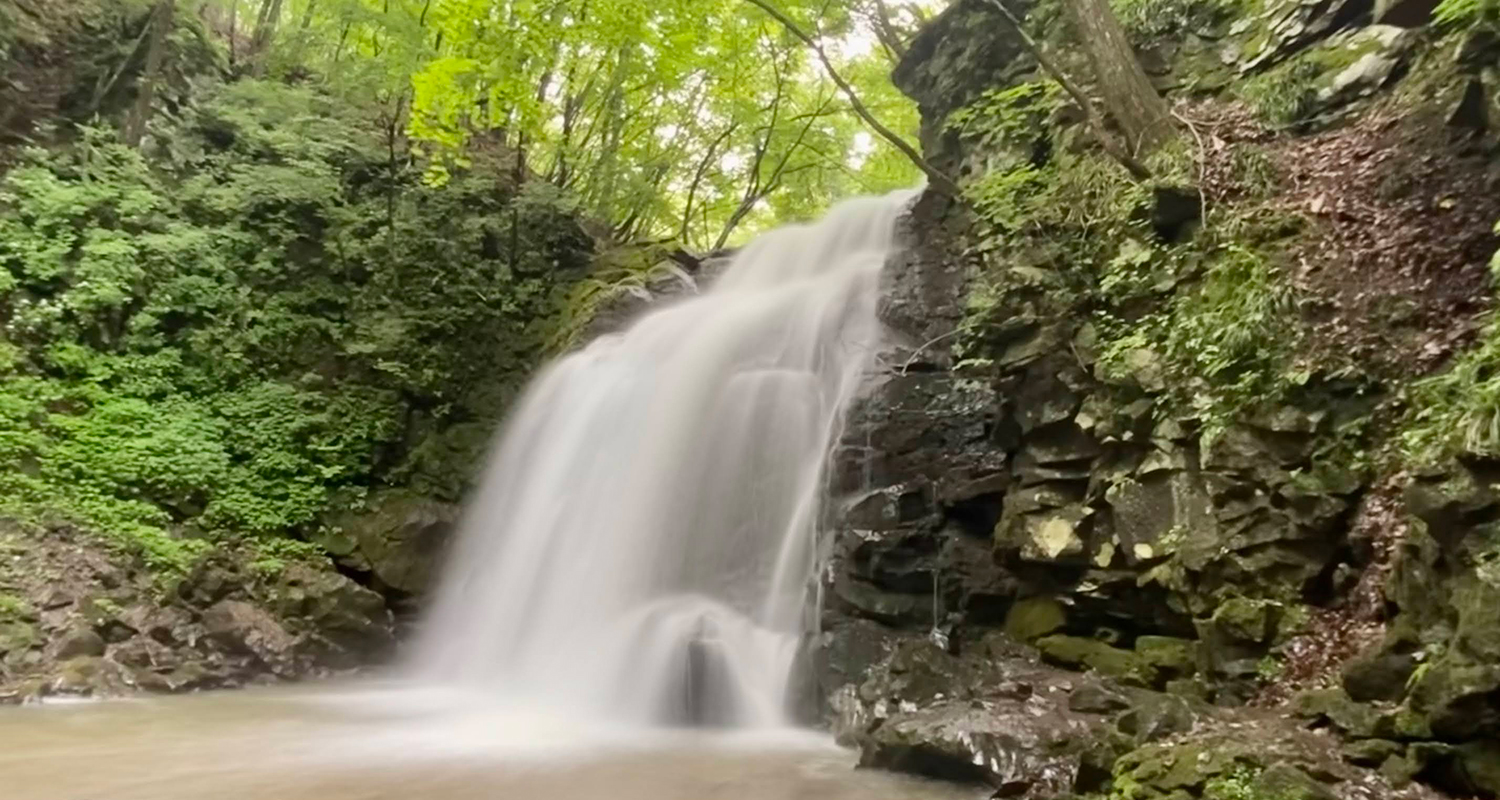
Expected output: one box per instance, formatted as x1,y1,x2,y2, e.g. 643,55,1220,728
814,1,1500,797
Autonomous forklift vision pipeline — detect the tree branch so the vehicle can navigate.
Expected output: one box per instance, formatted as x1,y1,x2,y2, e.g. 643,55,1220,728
743,0,957,196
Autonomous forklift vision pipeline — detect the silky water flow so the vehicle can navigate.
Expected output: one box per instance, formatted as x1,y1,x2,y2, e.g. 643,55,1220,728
413,189,920,727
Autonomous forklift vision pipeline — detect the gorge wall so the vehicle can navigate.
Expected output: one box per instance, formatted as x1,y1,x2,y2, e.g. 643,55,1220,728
815,1,1500,797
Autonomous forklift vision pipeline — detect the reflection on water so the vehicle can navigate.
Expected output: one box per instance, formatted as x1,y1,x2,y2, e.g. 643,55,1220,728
0,682,982,800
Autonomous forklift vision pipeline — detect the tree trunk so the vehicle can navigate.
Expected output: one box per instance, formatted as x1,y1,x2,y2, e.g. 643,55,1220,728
981,0,1154,179
123,0,175,148
1064,0,1174,156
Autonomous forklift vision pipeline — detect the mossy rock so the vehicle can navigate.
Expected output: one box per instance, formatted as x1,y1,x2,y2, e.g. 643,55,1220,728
1005,596,1068,642
1037,635,1155,686
326,490,459,597
1406,657,1500,740
1135,636,1199,680
1209,597,1277,644
1341,650,1417,703
1249,762,1337,800
1457,739,1500,797
1293,688,1380,738
1342,738,1404,767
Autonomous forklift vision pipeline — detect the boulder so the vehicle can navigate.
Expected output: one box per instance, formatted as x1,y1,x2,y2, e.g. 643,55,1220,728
272,564,395,663
202,600,296,672
1005,596,1068,642
1341,650,1417,703
54,627,105,660
857,699,1103,793
328,490,459,597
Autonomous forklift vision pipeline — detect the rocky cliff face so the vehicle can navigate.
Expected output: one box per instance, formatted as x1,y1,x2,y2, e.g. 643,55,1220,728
814,1,1500,797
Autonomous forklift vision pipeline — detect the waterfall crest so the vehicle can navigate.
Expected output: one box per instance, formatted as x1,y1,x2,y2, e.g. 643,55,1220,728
415,190,917,727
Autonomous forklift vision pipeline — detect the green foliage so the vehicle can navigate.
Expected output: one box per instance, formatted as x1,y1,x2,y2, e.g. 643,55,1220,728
1239,60,1328,126
1202,766,1264,800
0,592,31,618
266,0,924,248
1111,0,1245,40
1099,243,1303,441
0,81,589,573
946,81,1062,150
1237,35,1385,126
1401,220,1500,461
1433,0,1500,27
249,537,326,577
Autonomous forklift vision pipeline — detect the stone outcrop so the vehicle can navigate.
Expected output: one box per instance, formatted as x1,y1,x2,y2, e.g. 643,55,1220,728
813,0,1500,796
0,522,394,702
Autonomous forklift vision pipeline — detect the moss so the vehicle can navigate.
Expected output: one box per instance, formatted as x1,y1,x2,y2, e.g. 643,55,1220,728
1136,636,1200,679
1237,30,1395,126
1038,634,1157,685
1005,596,1069,642
0,592,31,619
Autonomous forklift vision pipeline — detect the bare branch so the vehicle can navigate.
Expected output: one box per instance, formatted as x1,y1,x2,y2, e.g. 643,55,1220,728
743,0,957,196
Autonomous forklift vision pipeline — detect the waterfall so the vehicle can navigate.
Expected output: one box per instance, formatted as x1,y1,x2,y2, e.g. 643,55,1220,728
414,189,918,727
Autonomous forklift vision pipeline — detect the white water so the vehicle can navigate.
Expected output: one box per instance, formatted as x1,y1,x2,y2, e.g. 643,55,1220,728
414,190,917,726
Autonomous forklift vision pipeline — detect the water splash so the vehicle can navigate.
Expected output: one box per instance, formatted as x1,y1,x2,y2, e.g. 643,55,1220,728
414,190,917,727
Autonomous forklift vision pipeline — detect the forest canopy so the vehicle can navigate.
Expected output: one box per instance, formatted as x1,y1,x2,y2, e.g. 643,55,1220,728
193,0,929,247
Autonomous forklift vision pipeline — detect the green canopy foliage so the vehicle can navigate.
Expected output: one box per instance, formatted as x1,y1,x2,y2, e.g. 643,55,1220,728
255,0,929,247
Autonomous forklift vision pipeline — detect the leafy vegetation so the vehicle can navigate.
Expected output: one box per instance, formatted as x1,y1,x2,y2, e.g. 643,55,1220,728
1433,0,1500,27
0,81,589,571
944,75,1310,442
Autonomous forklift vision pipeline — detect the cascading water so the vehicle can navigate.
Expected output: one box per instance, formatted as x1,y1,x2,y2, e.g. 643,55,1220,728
414,189,918,727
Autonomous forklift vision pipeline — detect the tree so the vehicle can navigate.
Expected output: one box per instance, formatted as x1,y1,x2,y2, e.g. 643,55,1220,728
981,0,1169,179
263,0,928,247
1064,0,1175,155
122,0,177,147
744,0,957,196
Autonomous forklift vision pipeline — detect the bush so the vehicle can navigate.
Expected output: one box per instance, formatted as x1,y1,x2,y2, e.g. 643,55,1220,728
0,80,592,572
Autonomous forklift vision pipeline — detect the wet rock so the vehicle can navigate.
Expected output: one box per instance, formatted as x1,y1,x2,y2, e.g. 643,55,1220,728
831,573,928,625
844,485,934,530
839,638,1112,794
857,699,1100,793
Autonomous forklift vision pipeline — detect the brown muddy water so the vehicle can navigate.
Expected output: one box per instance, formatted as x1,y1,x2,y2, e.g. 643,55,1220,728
0,682,983,800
